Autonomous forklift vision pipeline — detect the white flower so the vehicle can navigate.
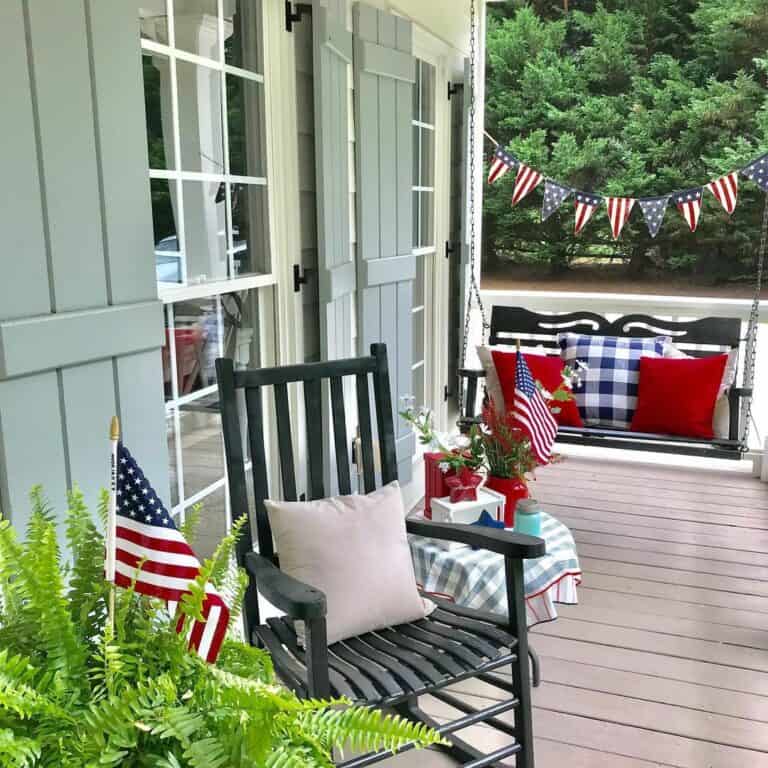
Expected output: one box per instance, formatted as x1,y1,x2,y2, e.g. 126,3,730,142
539,387,553,401
453,435,470,449
438,461,450,473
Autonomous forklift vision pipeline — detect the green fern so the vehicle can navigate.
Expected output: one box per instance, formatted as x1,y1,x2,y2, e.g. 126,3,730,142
0,488,444,766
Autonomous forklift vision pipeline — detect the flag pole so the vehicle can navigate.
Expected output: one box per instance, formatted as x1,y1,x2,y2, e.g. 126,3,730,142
106,417,119,634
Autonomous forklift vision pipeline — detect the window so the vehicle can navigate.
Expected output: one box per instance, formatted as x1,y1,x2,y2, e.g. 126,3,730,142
140,1,273,556
412,59,436,408
140,1,269,290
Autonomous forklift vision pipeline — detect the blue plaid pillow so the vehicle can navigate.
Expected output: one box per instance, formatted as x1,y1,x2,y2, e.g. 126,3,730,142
558,333,667,429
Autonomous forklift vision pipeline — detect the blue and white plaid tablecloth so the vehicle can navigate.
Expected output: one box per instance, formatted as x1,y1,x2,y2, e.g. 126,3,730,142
409,511,581,626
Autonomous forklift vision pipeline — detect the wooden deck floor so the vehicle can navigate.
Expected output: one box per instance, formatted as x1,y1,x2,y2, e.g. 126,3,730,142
409,453,768,767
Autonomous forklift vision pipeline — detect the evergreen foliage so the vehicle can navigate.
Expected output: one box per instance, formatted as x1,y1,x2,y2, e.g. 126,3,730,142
484,0,768,283
0,487,444,767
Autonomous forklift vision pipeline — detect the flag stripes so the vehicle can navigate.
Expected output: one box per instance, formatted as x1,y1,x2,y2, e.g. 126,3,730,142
605,197,636,240
511,163,543,206
707,172,739,215
487,147,517,184
675,188,703,232
574,192,601,235
513,352,558,465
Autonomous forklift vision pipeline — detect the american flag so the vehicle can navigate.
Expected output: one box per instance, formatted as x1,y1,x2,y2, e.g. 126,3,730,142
574,192,601,235
742,153,768,192
511,163,544,206
638,196,669,239
675,187,703,232
541,180,572,221
513,352,557,465
112,442,229,663
605,197,636,240
706,172,739,215
488,147,517,184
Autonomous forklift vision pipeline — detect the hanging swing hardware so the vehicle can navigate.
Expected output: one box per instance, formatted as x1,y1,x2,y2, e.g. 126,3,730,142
447,81,464,101
285,1,310,32
293,264,309,293
445,241,455,259
444,384,452,402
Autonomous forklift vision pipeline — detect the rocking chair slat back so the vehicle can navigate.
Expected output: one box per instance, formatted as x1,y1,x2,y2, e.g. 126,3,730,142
215,344,396,578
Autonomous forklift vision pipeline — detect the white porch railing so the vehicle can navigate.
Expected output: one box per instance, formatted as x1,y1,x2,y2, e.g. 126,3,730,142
471,289,768,455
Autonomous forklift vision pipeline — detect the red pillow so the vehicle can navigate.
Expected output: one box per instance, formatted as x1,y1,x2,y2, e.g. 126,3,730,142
491,351,583,428
631,354,727,439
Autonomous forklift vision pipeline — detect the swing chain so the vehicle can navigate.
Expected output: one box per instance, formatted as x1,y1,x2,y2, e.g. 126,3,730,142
458,0,490,414
740,192,768,449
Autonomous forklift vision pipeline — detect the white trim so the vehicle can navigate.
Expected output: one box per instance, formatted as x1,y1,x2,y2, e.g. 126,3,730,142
412,304,425,314
171,476,227,516
158,272,277,303
413,245,437,256
413,185,435,193
165,384,219,413
411,119,435,131
148,168,267,185
412,360,425,371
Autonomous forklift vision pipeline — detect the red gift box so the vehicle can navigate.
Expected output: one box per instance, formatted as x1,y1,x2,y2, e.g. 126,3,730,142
424,453,453,519
445,468,483,503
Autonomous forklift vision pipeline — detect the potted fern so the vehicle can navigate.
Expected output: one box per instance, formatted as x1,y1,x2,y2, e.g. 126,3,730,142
0,486,442,767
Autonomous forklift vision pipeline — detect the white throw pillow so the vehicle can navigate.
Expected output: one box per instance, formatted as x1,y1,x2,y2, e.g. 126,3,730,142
476,344,517,411
265,481,434,646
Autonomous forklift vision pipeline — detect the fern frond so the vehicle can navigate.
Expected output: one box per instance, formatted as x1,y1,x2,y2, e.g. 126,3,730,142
0,728,41,768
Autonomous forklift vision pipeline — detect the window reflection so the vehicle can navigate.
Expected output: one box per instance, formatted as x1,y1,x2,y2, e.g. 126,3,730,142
225,0,263,73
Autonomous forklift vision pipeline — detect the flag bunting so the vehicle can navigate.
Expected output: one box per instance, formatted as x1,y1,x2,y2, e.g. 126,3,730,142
605,197,636,240
487,147,518,184
574,192,602,235
511,163,544,206
707,172,739,215
542,180,573,222
675,187,704,232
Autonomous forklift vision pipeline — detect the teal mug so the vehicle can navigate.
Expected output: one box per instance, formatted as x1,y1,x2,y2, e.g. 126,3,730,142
514,498,542,537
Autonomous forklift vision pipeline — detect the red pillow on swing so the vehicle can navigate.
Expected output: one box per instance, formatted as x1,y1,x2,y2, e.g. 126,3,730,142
491,351,583,428
630,354,727,439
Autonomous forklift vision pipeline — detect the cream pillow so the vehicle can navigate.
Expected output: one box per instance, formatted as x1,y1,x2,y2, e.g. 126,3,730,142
265,481,434,646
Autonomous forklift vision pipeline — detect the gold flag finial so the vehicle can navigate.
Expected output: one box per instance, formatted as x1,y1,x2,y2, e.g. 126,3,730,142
110,416,120,441
516,338,521,353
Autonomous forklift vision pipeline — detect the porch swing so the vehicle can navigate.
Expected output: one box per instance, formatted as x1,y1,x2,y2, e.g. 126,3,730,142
457,133,768,461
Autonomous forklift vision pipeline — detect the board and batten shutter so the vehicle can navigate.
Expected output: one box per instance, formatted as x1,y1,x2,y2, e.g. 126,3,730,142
352,3,416,483
313,0,355,362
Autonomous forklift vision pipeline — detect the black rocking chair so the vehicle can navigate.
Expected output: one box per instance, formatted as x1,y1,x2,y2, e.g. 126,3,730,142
216,344,545,767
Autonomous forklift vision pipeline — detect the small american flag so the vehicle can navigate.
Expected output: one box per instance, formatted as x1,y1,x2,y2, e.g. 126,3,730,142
511,163,543,206
706,172,739,215
112,442,229,663
513,352,557,465
488,147,517,184
605,197,636,240
675,188,703,232
742,153,768,192
574,192,601,235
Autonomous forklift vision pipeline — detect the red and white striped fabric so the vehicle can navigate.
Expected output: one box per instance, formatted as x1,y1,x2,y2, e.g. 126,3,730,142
511,163,543,206
706,172,739,215
605,197,636,240
674,188,703,232
112,442,229,663
573,192,601,235
487,147,517,184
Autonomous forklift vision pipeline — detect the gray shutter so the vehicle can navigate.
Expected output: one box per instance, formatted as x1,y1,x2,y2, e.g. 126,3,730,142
352,3,416,483
313,0,355,362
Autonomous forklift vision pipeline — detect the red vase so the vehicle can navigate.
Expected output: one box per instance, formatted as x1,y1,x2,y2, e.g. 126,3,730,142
485,475,529,527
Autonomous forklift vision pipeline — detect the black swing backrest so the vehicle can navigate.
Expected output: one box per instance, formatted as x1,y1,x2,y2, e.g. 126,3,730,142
489,305,742,357
215,343,398,569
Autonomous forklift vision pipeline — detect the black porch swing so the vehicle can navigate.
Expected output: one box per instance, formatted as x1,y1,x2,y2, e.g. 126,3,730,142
457,148,768,461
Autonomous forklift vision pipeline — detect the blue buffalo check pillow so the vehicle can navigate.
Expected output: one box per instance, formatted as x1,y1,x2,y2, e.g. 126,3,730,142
558,333,668,429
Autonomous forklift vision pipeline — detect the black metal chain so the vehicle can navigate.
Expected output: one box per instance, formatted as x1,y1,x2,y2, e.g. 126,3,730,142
740,192,768,449
458,0,490,413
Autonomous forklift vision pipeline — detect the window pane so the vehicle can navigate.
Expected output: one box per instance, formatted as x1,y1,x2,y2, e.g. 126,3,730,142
173,1,220,60
176,60,224,174
412,59,420,119
412,308,425,366
171,297,221,395
225,0,263,73
420,128,435,187
419,191,434,248
227,74,266,178
151,179,182,284
221,290,260,368
414,252,425,303
230,183,269,275
412,124,420,186
182,180,228,282
419,61,436,124
412,190,420,248
413,365,425,406
167,414,179,507
143,54,173,170
179,404,225,499
139,5,169,46
190,486,228,561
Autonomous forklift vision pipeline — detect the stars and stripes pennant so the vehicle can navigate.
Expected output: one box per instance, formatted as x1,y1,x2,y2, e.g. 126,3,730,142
574,192,602,235
511,163,544,206
541,181,573,222
605,197,636,240
706,172,739,215
638,196,669,239
675,187,704,232
111,442,230,663
513,351,557,465
741,153,768,192
487,147,518,184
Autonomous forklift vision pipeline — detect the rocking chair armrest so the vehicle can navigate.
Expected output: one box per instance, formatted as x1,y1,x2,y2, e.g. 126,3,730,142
458,368,487,379
245,552,327,621
406,518,546,559
732,387,753,398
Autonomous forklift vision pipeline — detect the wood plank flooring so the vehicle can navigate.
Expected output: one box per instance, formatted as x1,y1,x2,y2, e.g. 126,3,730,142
411,454,768,767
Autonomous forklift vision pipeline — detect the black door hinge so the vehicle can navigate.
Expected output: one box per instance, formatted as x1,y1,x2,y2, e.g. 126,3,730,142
447,82,463,100
285,1,310,31
445,240,455,259
293,264,309,293
444,385,451,402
